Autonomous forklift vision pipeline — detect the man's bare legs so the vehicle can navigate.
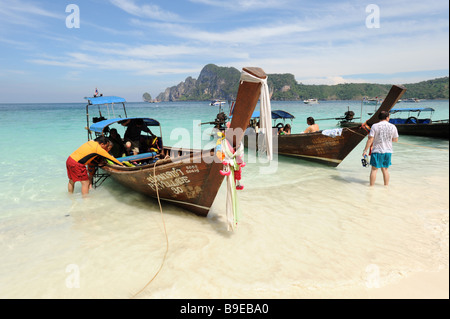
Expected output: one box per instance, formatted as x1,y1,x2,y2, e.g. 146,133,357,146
68,179,75,193
369,167,378,186
369,167,390,186
381,167,390,186
68,179,90,196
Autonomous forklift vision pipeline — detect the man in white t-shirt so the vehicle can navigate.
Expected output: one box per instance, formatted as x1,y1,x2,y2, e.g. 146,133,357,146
362,111,399,186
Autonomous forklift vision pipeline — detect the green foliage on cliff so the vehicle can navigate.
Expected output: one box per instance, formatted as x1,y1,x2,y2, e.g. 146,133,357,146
187,64,240,101
156,64,241,101
401,77,449,99
154,64,449,101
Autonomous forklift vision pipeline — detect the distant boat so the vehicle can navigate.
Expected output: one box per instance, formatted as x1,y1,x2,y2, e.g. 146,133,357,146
303,98,319,104
210,99,227,106
389,107,449,139
363,97,382,105
403,98,421,103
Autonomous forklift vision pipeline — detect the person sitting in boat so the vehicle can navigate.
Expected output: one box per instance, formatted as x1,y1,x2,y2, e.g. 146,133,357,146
108,128,126,158
303,117,319,133
140,134,164,157
124,141,133,156
120,119,153,155
284,123,291,135
66,136,124,196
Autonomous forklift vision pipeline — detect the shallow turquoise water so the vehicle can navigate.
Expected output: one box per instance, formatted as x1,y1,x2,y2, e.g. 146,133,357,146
0,99,448,298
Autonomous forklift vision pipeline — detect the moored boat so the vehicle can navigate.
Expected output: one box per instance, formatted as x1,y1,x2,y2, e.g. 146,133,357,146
84,67,269,218
403,98,421,103
245,85,406,166
303,98,319,104
210,99,227,106
245,109,295,132
389,107,449,139
363,97,382,105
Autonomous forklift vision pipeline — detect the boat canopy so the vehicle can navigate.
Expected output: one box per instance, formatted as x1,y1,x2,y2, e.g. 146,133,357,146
250,109,295,120
89,117,161,133
85,96,126,105
390,107,435,113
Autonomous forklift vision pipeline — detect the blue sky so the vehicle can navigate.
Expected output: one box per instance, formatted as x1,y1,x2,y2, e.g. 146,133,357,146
0,0,448,103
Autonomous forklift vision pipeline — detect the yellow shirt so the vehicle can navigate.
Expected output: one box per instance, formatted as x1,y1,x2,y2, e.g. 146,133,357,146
70,140,123,174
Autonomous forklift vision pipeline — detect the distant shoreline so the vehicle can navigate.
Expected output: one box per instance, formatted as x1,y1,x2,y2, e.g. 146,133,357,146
1,98,450,105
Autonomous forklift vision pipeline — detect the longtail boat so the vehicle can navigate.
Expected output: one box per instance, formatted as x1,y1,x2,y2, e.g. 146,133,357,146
84,67,268,218
245,85,406,167
389,107,449,139
338,106,449,139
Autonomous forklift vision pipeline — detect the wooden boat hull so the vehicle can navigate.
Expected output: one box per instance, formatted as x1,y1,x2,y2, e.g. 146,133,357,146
100,149,222,216
97,67,267,216
245,126,370,167
277,126,370,166
338,121,362,128
339,115,449,139
246,85,406,167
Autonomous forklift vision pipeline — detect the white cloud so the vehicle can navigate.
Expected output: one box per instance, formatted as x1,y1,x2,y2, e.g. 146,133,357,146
110,0,179,21
13,0,450,97
28,49,204,76
131,18,310,45
0,0,62,27
189,0,287,10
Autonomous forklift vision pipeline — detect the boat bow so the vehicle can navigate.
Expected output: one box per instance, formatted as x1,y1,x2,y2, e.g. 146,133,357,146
97,67,269,219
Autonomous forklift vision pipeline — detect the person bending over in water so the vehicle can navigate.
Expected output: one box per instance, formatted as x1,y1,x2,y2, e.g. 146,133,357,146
66,136,123,196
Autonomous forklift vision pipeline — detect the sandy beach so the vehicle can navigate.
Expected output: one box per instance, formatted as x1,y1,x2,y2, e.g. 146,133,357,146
366,269,449,299
0,0,449,303
0,101,448,300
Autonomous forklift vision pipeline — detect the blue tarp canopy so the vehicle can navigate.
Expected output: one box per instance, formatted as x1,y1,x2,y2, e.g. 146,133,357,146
249,109,295,119
85,96,126,105
272,110,295,119
89,117,161,133
390,107,435,113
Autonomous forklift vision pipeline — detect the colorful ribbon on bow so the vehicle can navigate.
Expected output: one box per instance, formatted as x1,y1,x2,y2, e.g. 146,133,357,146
215,132,246,230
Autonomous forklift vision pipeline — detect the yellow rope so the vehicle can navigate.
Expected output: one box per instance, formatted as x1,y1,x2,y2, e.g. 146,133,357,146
132,159,169,298
346,127,367,138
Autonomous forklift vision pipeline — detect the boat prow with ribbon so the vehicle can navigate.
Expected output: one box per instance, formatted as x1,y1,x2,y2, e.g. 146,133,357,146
84,67,271,229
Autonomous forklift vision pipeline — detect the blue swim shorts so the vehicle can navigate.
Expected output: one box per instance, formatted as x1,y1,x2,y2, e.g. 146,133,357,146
370,153,392,168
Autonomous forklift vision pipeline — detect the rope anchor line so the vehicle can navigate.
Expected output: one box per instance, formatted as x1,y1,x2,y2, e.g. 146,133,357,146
132,160,169,299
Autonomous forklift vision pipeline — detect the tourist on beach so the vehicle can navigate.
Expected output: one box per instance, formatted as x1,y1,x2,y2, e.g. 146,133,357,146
362,111,399,186
303,117,319,133
66,136,124,196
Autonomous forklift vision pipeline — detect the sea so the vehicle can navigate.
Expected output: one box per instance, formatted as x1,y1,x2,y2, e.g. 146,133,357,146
0,99,448,299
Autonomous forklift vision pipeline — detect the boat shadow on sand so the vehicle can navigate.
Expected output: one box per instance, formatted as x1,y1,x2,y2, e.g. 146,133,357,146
99,178,234,236
274,155,369,185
